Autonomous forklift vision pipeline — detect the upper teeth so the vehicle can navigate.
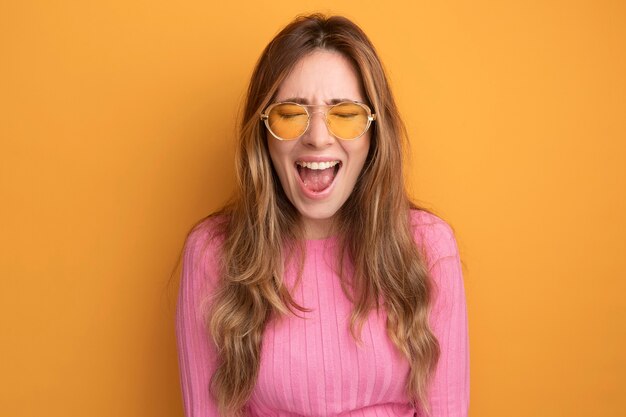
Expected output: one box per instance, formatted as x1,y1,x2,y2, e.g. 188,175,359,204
296,161,339,170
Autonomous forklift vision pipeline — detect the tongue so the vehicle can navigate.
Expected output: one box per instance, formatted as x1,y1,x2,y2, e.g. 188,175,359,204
299,167,335,192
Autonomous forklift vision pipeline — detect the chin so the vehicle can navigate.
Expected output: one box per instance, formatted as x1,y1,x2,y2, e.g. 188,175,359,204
296,202,341,222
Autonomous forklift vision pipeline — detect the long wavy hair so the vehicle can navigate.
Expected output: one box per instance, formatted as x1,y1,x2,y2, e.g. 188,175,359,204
203,14,440,416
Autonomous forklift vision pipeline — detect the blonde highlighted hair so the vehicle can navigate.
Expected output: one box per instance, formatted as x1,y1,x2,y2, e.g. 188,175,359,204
201,14,440,416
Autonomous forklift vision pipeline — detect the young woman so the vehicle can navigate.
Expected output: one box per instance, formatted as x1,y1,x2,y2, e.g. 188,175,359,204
177,14,469,417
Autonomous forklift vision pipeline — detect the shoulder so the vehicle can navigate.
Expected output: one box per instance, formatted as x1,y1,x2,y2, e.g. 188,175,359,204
184,214,227,255
410,210,467,322
181,214,228,291
409,209,460,271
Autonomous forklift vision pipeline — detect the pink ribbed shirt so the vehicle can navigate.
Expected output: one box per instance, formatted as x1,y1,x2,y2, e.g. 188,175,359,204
176,210,469,417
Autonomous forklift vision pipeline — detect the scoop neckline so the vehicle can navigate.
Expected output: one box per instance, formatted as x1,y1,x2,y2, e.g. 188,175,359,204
304,234,338,249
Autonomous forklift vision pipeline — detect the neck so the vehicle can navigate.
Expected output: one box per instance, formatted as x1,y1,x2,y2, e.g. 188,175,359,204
302,217,335,240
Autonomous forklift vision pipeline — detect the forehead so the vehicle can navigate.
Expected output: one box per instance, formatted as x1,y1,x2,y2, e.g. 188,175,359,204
275,50,365,103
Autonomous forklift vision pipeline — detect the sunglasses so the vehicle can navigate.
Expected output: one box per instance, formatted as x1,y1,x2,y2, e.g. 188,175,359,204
260,101,376,141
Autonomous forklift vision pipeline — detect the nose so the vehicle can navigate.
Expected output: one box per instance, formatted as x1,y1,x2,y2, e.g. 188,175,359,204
301,111,334,148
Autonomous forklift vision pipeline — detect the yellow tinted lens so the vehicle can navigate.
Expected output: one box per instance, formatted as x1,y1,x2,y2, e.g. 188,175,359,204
327,103,369,140
267,103,308,140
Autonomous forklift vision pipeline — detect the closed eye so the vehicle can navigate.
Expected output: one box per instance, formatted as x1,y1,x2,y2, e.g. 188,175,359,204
278,112,307,119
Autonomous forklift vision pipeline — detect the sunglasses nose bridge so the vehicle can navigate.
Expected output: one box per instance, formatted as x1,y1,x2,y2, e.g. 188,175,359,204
305,107,330,126
302,107,334,140
307,106,329,117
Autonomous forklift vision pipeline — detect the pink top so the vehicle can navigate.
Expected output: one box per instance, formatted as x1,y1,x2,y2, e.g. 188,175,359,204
176,210,469,417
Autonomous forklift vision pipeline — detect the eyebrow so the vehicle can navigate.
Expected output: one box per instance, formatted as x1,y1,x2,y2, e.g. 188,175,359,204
280,97,357,105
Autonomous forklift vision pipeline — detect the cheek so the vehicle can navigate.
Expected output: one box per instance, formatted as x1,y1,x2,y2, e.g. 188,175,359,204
267,140,294,177
349,135,371,168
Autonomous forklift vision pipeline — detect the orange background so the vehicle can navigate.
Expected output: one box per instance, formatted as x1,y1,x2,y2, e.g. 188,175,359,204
1,1,625,416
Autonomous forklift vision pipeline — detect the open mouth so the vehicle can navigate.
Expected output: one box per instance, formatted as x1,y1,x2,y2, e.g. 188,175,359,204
296,160,341,193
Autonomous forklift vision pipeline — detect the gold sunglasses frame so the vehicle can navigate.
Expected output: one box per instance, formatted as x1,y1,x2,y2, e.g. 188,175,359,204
260,101,377,141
